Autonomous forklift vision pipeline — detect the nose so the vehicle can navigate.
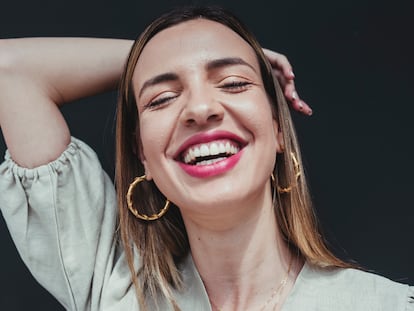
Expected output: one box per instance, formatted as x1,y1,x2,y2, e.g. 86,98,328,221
180,89,224,127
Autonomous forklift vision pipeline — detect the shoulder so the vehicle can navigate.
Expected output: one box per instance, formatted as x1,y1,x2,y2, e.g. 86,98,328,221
286,262,413,311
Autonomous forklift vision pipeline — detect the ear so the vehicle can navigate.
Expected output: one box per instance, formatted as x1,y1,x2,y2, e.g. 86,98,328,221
273,119,285,154
138,143,153,181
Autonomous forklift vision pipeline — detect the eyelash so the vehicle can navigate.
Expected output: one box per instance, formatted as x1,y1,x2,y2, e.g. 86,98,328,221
220,80,252,92
144,95,178,109
143,80,251,109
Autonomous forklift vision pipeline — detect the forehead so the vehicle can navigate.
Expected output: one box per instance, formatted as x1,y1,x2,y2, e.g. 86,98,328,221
133,19,259,82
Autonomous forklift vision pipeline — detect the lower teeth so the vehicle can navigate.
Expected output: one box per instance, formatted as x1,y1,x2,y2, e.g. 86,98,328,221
195,157,227,166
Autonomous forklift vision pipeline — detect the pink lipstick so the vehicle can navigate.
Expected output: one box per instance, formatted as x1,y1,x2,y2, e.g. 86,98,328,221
175,130,246,178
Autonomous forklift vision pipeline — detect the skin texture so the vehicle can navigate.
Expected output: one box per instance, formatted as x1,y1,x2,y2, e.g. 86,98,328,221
134,19,281,220
0,28,306,311
0,38,307,169
263,48,312,115
0,38,132,168
133,19,299,310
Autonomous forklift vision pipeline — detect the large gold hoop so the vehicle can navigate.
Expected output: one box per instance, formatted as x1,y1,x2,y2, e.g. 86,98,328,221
126,175,170,221
274,152,301,194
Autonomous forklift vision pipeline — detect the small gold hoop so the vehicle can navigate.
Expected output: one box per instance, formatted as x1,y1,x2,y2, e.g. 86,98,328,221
126,175,170,221
273,152,301,194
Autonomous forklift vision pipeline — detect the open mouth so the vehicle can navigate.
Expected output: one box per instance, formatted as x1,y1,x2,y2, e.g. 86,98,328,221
180,140,242,166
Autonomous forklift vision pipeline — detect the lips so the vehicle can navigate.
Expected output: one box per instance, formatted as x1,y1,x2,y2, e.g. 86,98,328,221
174,130,246,178
181,140,241,165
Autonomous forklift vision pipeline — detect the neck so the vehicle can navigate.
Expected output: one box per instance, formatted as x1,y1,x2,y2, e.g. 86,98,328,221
182,190,299,310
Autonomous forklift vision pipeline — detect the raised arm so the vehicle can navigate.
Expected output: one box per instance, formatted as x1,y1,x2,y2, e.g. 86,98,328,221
0,38,132,168
0,38,308,169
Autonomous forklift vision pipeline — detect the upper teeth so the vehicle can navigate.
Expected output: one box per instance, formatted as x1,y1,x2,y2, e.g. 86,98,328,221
182,141,240,164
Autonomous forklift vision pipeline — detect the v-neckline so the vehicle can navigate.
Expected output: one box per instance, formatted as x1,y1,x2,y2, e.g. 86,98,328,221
182,254,309,311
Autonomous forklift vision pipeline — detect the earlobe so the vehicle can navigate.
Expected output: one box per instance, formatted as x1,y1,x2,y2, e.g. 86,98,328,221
139,147,153,180
139,152,152,180
142,161,153,180
276,131,285,154
273,120,285,153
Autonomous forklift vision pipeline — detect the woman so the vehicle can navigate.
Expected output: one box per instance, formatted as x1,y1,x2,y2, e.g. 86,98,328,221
0,5,412,311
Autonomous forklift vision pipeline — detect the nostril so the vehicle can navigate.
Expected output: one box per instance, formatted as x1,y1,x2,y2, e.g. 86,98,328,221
207,114,219,121
185,118,196,126
181,101,224,126
207,114,221,122
184,114,221,127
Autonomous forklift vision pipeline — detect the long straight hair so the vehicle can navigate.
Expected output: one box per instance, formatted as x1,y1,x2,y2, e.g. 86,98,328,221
115,5,355,310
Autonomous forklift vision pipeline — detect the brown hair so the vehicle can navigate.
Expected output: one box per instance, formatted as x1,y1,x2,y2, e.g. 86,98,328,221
115,5,354,310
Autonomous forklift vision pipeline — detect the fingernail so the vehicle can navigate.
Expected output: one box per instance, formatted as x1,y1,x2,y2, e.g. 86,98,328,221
308,109,313,116
290,70,295,78
292,91,298,100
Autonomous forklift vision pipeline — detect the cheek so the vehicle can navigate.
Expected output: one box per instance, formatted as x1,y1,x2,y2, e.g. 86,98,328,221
248,98,280,151
139,112,176,164
232,94,275,135
140,120,164,157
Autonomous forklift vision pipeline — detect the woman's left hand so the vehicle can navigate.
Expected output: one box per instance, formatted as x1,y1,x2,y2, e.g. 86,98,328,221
263,48,313,116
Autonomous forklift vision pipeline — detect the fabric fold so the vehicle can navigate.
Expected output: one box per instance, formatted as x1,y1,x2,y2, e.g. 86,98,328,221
0,137,118,310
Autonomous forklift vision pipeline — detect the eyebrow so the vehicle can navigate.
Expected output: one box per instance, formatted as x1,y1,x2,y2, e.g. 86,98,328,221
138,72,179,98
205,57,257,73
138,57,256,98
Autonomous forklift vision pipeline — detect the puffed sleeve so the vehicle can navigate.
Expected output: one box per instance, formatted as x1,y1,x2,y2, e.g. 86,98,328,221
407,286,414,310
0,137,118,310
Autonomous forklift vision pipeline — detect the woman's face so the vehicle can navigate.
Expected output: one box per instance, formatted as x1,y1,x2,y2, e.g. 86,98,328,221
132,19,283,216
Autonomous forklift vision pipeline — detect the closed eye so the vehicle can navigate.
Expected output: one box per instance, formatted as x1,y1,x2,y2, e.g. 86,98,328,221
144,94,179,110
220,80,253,93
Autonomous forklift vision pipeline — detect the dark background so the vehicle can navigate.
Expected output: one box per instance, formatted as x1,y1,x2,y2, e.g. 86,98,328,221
1,0,413,309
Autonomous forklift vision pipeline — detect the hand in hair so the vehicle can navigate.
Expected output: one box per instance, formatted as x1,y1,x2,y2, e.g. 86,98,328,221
263,48,313,116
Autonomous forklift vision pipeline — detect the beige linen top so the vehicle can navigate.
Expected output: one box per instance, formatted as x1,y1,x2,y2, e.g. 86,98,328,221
0,137,413,311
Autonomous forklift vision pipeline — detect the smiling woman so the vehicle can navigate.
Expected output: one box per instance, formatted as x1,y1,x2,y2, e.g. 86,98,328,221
0,5,412,311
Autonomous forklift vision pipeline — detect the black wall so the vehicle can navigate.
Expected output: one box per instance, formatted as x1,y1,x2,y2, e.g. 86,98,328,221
1,0,413,309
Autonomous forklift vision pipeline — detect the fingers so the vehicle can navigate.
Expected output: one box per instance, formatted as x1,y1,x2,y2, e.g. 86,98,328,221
263,48,313,116
263,48,293,77
283,79,313,116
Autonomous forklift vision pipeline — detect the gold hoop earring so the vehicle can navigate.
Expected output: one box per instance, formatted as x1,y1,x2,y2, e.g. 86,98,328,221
126,175,170,221
273,152,301,194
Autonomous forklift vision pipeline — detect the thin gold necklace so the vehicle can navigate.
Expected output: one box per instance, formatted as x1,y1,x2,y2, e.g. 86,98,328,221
210,258,293,311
